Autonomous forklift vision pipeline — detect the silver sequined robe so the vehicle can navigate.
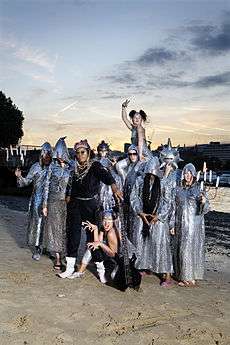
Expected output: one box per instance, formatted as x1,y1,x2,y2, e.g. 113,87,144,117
43,161,71,255
130,172,176,273
123,161,144,244
17,162,51,250
174,183,209,281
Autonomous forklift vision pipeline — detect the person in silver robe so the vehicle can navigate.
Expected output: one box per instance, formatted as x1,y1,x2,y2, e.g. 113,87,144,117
174,163,209,287
130,157,175,286
96,140,122,211
15,142,53,260
159,138,183,187
157,138,185,285
42,137,72,271
123,144,144,244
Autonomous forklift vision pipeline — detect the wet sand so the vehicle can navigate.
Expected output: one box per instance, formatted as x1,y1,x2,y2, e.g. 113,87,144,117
0,191,230,345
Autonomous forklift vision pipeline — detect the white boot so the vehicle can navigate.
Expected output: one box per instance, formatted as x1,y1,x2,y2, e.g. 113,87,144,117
95,261,107,284
68,271,85,279
58,257,76,278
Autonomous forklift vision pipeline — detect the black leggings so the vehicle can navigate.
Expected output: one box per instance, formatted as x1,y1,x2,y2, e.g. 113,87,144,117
66,198,99,258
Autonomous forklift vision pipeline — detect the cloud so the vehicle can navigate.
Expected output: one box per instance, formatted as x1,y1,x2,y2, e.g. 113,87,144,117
188,13,230,54
194,71,230,88
101,94,122,100
136,47,178,66
0,36,57,80
104,73,136,84
30,88,48,97
15,45,57,73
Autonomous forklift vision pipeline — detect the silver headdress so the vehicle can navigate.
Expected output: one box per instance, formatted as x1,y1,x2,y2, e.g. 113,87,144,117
182,163,197,178
53,136,70,163
127,144,138,153
144,156,161,178
159,138,182,169
40,142,52,158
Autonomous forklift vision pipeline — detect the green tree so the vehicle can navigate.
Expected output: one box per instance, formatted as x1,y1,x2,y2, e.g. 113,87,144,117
0,91,24,147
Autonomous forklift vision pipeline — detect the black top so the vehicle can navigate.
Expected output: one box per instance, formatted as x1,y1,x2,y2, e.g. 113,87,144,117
67,161,115,199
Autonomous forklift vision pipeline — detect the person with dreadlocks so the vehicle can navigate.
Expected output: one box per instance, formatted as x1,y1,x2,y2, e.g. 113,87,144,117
42,137,72,271
15,142,53,261
58,139,123,278
130,157,175,287
116,99,152,185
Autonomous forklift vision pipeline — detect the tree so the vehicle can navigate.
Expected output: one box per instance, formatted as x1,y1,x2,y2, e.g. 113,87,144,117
0,91,24,147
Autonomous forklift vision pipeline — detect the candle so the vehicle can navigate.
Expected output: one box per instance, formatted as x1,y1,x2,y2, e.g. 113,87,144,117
209,170,212,183
10,145,13,156
196,171,201,182
216,176,220,188
23,147,27,157
200,181,204,191
19,146,22,156
203,161,207,182
20,153,24,166
6,148,9,161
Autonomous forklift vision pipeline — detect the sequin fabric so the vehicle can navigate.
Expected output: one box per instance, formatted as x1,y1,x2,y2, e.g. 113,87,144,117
130,171,176,273
42,161,71,255
174,183,209,281
17,162,51,250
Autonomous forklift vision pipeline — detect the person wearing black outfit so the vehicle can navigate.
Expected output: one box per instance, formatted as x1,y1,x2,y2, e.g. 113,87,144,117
59,139,123,278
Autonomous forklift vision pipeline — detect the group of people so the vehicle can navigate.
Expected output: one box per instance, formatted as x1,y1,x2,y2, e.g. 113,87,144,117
15,100,209,290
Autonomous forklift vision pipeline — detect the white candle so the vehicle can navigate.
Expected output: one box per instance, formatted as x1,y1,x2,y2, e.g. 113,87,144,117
6,148,9,161
200,181,204,191
196,171,201,182
23,147,27,157
216,176,220,188
10,145,13,156
203,161,207,182
209,170,212,183
20,153,24,166
19,146,22,156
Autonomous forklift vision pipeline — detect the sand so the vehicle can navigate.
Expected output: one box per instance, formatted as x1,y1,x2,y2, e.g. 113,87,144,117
0,192,230,345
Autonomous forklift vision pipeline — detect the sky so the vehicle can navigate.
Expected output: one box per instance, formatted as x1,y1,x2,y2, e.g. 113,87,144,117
1,0,230,151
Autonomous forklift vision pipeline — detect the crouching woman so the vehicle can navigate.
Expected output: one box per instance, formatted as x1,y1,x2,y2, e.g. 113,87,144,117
69,210,120,283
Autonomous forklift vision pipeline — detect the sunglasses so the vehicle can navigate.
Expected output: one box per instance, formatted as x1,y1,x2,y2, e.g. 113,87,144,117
128,152,138,156
76,150,87,155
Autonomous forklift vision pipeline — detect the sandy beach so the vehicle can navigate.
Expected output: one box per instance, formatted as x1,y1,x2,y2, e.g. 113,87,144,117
0,190,230,345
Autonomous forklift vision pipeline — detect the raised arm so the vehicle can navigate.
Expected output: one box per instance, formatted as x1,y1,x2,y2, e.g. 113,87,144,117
121,99,132,130
137,125,145,160
15,163,38,187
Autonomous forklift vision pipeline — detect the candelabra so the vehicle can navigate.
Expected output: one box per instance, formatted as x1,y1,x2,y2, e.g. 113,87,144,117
3,145,27,169
197,162,220,201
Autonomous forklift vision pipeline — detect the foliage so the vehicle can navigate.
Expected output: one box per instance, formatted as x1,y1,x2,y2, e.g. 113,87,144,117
0,91,24,147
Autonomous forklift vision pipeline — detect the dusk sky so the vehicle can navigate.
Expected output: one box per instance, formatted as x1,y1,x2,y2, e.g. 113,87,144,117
1,0,230,150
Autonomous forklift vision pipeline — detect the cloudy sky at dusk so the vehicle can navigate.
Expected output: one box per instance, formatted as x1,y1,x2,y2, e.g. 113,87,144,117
1,0,230,150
